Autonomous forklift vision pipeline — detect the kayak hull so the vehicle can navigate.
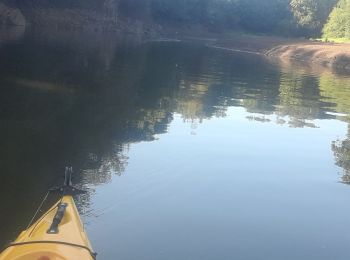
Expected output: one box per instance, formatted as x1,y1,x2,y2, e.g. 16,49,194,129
0,196,94,260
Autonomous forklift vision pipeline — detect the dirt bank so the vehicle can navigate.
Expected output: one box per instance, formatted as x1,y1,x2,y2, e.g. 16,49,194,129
210,35,303,53
266,42,350,71
207,35,350,72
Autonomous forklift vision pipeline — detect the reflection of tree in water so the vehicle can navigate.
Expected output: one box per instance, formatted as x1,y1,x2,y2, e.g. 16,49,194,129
85,144,129,178
272,60,350,183
3,31,350,232
318,72,350,183
129,107,173,141
246,115,271,123
319,73,350,117
74,144,129,214
177,81,211,121
332,132,350,184
276,69,325,128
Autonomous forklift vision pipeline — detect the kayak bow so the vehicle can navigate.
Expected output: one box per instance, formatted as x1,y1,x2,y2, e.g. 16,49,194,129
0,168,96,260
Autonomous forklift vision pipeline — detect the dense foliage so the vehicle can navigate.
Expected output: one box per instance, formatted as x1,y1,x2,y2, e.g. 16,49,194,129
290,0,337,35
323,0,350,39
121,0,340,36
2,0,344,38
149,0,294,34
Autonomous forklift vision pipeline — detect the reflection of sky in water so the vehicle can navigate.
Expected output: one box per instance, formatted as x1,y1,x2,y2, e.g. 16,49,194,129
86,107,350,260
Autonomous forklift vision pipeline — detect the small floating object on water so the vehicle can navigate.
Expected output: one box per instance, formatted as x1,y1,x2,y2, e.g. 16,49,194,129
0,167,96,260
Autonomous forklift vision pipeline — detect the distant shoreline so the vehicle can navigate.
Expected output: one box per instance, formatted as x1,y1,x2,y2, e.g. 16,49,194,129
203,34,350,72
2,19,350,73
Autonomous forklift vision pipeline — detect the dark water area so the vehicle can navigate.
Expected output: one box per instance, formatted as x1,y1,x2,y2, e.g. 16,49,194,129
1,29,350,259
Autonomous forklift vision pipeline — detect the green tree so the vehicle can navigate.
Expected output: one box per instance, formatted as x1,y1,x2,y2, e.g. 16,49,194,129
5,0,340,37
323,0,350,39
290,0,337,35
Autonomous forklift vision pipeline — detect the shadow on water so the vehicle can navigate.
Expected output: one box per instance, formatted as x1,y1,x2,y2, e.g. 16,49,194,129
1,28,350,248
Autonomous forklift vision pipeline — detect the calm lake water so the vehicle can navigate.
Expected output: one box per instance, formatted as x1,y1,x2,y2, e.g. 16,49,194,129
1,29,350,260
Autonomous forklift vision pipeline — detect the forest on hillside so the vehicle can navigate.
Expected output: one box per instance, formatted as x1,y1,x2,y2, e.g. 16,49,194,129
2,0,350,40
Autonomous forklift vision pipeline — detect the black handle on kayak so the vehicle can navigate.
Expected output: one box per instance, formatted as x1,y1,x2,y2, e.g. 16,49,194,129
47,203,68,234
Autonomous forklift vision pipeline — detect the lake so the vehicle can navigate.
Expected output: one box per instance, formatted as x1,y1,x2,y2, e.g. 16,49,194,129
1,29,350,260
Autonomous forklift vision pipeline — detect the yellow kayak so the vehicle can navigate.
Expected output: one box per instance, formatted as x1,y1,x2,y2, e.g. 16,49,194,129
0,168,96,260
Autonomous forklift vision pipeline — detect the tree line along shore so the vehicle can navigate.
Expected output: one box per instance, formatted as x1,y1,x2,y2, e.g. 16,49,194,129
1,0,350,71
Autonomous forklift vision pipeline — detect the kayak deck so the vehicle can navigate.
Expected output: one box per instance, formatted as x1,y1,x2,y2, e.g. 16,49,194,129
0,195,95,260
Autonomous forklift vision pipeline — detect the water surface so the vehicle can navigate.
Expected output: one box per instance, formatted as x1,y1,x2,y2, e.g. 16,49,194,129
1,30,350,260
